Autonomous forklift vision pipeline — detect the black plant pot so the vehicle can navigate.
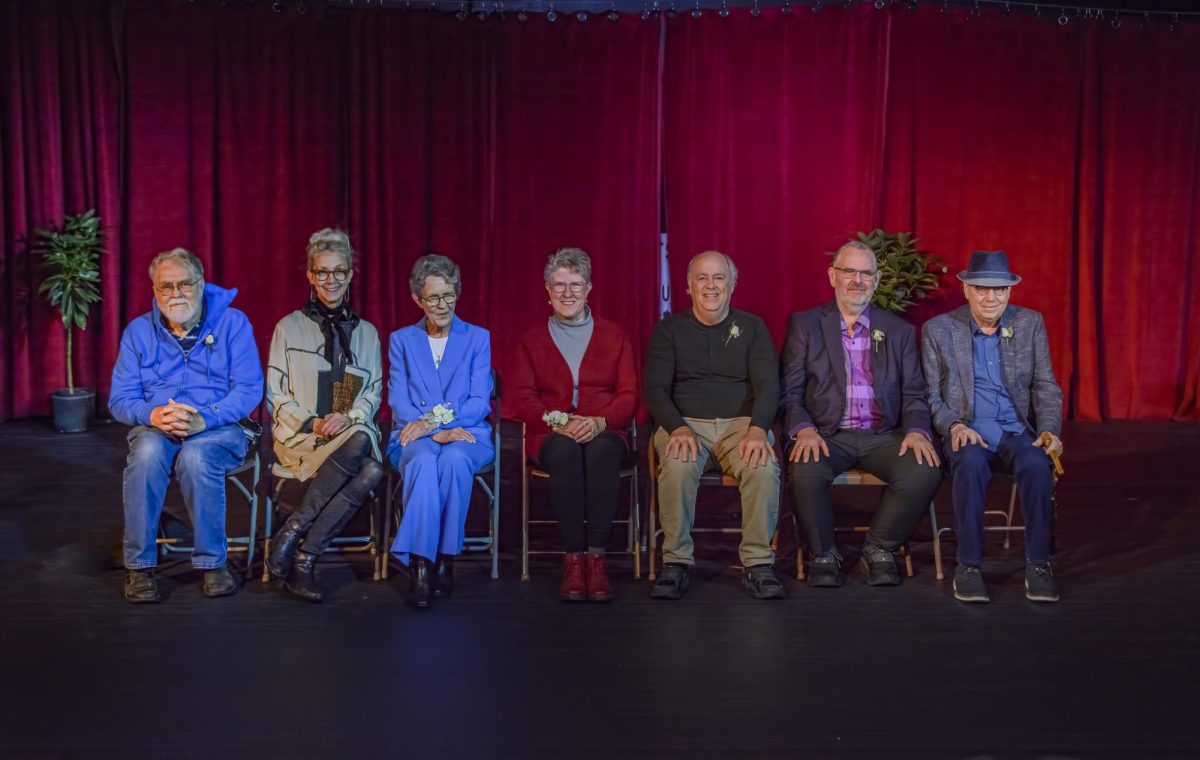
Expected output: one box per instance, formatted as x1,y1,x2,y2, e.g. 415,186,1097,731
51,388,96,433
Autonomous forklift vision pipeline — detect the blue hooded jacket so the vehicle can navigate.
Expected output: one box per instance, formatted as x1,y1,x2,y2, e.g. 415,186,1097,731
109,283,264,430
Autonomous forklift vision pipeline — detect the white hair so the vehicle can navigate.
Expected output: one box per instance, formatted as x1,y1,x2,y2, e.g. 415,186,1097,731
686,250,738,288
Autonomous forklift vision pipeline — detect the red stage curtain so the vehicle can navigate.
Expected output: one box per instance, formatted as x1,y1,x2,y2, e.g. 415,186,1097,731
1,0,121,418
664,6,1200,420
2,1,1197,422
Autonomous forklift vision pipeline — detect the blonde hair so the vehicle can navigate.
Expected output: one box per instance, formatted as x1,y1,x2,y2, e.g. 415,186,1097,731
306,228,354,270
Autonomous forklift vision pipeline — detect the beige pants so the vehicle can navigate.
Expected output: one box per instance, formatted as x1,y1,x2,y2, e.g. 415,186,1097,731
653,416,780,567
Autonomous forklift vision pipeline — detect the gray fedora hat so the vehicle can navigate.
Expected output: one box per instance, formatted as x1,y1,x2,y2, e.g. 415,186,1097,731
956,250,1021,287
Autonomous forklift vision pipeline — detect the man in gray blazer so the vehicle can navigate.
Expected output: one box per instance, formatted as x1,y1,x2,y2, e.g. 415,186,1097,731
921,250,1064,604
781,241,942,588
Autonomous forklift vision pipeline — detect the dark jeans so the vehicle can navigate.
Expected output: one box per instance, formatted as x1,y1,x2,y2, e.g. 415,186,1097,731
945,430,1054,566
537,432,626,552
787,429,942,555
291,432,384,554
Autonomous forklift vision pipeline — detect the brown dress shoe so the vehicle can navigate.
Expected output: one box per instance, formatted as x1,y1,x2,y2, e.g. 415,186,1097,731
559,552,587,602
585,553,614,602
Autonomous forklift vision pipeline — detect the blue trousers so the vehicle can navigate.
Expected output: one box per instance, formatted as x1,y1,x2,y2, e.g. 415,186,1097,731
122,424,249,570
945,430,1054,566
389,436,493,565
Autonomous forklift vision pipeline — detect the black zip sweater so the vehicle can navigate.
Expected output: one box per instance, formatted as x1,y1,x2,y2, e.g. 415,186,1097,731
643,307,779,434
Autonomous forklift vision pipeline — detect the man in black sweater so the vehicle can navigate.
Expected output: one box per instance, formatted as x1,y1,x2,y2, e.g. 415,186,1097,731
644,250,784,600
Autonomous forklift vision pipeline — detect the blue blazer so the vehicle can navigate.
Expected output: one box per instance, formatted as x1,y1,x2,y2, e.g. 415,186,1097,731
780,301,931,438
387,316,494,458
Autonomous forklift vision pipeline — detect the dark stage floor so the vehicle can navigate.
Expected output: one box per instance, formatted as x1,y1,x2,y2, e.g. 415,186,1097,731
1,419,1198,759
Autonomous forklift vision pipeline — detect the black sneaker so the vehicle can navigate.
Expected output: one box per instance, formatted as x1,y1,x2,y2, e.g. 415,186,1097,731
859,545,901,586
953,564,989,603
742,564,787,600
650,563,690,600
807,550,846,588
1025,562,1060,603
202,565,241,598
124,569,162,604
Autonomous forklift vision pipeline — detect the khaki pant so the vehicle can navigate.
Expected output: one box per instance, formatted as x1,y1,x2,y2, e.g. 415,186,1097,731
653,417,780,567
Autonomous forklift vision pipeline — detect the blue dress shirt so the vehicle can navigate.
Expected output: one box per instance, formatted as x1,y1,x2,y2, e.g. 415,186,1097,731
970,322,1025,449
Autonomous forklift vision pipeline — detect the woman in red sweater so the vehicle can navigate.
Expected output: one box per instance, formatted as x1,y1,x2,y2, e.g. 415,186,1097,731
510,248,639,601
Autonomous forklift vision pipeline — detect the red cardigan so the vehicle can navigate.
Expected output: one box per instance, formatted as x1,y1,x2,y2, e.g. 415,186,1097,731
510,315,640,461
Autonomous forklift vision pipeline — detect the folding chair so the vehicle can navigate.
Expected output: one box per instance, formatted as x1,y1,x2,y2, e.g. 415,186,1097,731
790,469,918,581
383,369,502,580
519,420,642,581
928,465,1061,581
157,424,263,569
259,452,385,583
645,426,782,581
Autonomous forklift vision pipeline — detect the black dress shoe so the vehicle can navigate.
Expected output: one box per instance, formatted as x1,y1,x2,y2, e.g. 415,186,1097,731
124,569,162,604
407,556,434,609
202,565,240,598
432,554,454,598
266,518,307,580
284,550,323,603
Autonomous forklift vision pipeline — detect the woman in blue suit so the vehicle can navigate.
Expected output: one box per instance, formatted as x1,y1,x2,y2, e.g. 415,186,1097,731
388,254,494,609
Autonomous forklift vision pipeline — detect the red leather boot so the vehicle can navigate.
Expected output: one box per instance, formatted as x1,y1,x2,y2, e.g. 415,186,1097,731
559,552,588,602
586,553,614,602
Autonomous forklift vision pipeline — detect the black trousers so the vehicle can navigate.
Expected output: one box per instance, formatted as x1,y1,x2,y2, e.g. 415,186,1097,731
537,432,626,553
291,431,384,554
787,428,942,555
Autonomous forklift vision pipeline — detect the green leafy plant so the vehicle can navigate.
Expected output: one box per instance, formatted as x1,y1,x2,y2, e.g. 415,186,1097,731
855,228,947,315
36,209,103,392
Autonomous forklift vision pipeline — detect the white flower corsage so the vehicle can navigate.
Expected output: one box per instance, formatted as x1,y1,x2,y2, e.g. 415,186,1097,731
203,334,215,352
871,328,885,353
543,410,570,428
421,403,455,427
725,321,741,346
347,408,366,425
1000,326,1014,346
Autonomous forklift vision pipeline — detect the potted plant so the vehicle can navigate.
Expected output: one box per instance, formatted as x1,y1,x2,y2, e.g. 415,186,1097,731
854,228,947,315
36,209,103,432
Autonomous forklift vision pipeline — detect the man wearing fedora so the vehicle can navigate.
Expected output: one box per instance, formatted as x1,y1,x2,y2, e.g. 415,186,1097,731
921,250,1064,603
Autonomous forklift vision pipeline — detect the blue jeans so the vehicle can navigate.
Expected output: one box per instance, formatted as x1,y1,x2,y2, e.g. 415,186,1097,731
945,430,1055,566
122,424,249,570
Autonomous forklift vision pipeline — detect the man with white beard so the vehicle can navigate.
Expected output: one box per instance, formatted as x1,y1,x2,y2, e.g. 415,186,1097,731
109,248,263,603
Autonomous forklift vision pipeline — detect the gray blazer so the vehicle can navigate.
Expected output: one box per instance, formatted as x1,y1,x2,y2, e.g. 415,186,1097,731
921,304,1063,439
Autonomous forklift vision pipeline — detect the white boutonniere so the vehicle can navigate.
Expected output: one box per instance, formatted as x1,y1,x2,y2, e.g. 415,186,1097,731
725,321,742,347
1000,326,1014,346
871,328,885,353
203,334,215,352
421,403,455,427
542,410,570,429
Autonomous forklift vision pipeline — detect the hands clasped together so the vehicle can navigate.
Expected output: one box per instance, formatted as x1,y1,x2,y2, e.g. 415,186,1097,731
150,398,207,438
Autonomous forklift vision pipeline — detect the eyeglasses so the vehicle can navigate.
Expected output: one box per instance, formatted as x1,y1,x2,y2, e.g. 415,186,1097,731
970,285,1011,295
311,268,351,282
830,266,878,280
549,282,588,295
422,293,458,307
154,279,200,296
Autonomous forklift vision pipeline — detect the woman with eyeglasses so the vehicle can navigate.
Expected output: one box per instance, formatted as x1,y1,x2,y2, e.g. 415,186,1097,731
387,254,494,609
264,228,384,602
510,248,638,601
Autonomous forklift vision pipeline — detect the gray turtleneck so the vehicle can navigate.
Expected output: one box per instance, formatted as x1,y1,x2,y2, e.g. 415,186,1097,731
547,307,594,408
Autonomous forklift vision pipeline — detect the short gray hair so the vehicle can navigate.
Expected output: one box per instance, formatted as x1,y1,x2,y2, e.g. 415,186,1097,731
409,254,462,296
831,240,874,268
148,247,205,282
306,228,354,270
543,247,592,284
686,250,738,288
